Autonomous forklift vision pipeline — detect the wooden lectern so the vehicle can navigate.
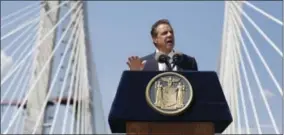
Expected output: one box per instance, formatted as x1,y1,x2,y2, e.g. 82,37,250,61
108,71,232,135
126,122,214,135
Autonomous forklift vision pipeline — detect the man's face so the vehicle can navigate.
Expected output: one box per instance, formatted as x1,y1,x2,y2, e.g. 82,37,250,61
153,24,175,53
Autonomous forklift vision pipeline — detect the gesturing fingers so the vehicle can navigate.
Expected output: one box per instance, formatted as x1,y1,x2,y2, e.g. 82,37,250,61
128,56,139,61
126,56,144,71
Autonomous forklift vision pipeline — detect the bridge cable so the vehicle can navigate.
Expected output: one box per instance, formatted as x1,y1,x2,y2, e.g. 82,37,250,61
242,1,283,26
233,2,282,58
230,14,243,134
0,53,32,125
48,9,83,134
30,3,82,134
0,1,67,40
61,20,82,134
1,20,37,52
2,1,78,134
0,1,70,86
5,27,38,81
70,39,83,134
231,3,279,133
1,2,39,21
229,8,250,133
230,12,263,134
0,25,38,103
77,33,85,134
233,2,283,96
1,3,45,29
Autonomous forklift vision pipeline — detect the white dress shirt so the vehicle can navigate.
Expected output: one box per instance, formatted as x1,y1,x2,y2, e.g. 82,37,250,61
142,49,178,71
153,49,176,71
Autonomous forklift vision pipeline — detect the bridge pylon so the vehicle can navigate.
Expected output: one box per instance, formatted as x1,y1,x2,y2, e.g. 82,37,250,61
218,1,243,134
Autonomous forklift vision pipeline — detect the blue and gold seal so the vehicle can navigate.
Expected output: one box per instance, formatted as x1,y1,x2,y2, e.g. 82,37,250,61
145,72,193,116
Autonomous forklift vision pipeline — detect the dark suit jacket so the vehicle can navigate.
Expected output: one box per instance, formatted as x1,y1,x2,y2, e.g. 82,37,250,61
141,52,198,71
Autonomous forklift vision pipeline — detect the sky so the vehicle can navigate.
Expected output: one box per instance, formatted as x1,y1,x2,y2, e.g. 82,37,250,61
1,50,12,77
1,1,283,134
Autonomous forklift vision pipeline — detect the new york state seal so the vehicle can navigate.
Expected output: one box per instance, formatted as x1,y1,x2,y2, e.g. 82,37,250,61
145,72,193,115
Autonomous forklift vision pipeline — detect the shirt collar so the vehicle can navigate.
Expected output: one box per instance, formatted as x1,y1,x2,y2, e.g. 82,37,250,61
155,49,175,58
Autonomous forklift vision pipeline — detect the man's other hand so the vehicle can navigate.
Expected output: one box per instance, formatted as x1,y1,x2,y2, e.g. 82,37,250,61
126,56,145,71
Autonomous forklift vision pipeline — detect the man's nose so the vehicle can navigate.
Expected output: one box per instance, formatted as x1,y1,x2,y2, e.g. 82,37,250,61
167,32,173,37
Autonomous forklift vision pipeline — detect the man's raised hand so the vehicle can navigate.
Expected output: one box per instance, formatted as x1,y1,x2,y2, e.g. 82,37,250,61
126,56,145,71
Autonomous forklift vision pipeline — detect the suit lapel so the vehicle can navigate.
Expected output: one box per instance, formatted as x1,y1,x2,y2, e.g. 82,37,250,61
143,53,159,71
143,52,193,71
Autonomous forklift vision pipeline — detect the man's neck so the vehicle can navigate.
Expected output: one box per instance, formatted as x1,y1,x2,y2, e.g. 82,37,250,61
156,49,175,59
156,49,174,55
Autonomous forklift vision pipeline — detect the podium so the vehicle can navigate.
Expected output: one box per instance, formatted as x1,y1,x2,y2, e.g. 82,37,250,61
108,71,232,135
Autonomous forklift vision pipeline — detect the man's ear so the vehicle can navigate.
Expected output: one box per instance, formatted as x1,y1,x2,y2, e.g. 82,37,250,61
152,37,157,44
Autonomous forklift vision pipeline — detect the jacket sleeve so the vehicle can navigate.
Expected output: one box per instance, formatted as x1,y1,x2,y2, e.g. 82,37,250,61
192,57,198,71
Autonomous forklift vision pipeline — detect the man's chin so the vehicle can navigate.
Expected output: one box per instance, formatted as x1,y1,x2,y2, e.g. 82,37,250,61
166,43,174,49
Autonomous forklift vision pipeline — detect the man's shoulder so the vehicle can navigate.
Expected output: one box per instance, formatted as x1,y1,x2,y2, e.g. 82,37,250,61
141,53,155,61
181,53,196,61
180,53,198,71
140,52,196,61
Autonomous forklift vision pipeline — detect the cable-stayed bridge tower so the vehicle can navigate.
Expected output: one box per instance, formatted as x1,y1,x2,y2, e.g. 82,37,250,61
1,1,107,134
23,1,61,134
218,1,282,134
218,1,243,134
0,1,282,134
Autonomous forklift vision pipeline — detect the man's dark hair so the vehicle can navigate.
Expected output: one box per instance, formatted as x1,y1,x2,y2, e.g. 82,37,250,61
150,19,172,38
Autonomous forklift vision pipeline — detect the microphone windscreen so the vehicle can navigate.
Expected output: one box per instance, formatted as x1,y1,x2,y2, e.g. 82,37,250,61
155,52,165,61
155,52,168,63
154,52,162,61
173,51,183,56
172,51,184,64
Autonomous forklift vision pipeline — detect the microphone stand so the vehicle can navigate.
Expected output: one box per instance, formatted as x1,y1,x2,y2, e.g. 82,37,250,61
165,60,172,71
171,53,183,71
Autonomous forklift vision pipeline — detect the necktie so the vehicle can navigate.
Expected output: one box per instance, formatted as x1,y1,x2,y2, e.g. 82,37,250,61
165,56,172,71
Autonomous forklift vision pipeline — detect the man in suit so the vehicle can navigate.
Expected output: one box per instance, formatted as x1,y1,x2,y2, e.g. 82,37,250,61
127,19,198,71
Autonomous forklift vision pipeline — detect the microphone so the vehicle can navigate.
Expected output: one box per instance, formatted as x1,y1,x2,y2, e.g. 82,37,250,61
155,52,172,71
172,52,183,69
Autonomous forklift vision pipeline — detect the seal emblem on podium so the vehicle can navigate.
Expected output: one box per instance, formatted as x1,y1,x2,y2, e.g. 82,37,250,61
145,72,193,115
